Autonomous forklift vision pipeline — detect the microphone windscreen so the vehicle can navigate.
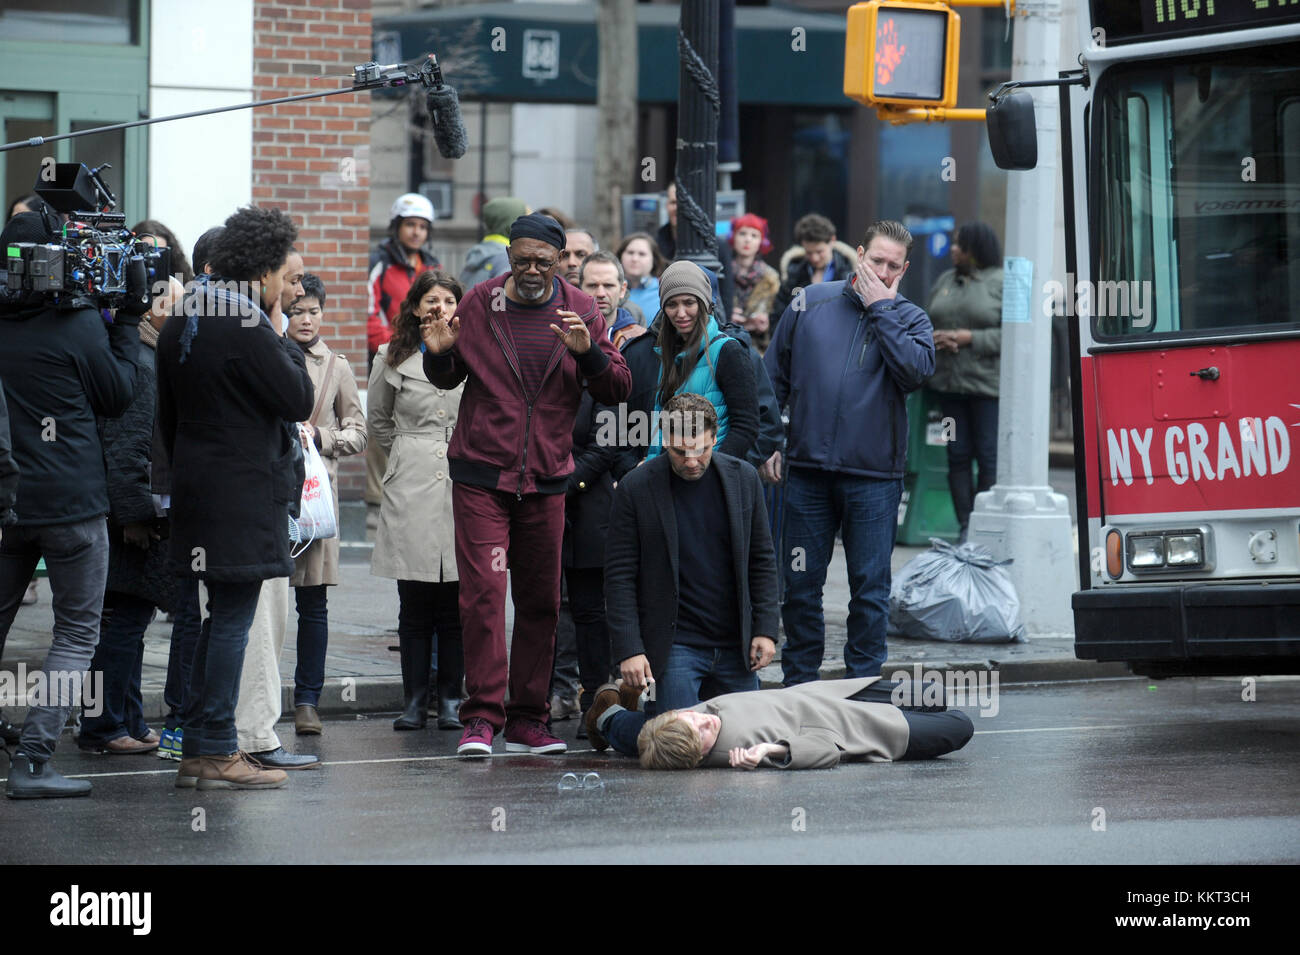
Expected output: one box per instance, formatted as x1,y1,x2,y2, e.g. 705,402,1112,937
427,85,468,160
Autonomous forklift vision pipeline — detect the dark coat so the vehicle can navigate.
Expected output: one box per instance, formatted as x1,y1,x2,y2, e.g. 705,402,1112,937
0,382,18,526
604,452,780,681
0,302,137,525
99,338,177,611
563,391,621,569
765,279,935,480
156,285,315,582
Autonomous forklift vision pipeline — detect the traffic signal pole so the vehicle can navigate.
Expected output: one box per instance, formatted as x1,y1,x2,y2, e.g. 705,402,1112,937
966,0,1076,635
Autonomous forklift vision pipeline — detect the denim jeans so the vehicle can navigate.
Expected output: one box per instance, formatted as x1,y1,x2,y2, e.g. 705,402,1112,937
938,394,998,533
780,467,902,686
0,518,109,762
293,584,329,707
180,579,263,758
79,590,156,745
604,643,758,757
163,577,201,731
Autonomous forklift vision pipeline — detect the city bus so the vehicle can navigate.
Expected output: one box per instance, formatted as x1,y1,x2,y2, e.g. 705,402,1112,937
992,1,1300,676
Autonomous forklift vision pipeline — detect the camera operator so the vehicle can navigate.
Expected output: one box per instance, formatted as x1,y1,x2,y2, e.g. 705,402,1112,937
0,210,141,799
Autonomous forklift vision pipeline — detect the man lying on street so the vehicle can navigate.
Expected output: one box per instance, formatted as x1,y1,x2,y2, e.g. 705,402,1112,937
587,676,974,770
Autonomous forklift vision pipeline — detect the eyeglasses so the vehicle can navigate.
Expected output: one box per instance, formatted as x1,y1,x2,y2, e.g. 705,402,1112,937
509,256,558,273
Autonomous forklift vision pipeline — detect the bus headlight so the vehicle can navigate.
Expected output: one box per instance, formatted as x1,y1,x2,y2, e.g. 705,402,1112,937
1127,535,1166,568
1165,533,1204,567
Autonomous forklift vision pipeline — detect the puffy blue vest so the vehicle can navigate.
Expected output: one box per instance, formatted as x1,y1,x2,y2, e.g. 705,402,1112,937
647,314,732,458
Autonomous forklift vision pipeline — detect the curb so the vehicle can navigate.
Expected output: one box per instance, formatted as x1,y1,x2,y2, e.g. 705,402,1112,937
25,654,1127,725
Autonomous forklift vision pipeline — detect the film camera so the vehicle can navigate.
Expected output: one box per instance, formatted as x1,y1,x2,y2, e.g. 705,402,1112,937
4,162,170,315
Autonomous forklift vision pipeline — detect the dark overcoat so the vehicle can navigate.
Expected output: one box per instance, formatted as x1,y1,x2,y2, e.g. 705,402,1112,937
603,452,780,681
156,287,314,582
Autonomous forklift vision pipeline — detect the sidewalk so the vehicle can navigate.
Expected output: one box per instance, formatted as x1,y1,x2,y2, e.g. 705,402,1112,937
0,532,1128,725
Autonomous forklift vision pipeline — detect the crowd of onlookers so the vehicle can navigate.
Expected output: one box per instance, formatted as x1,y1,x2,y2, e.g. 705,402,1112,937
0,183,1000,792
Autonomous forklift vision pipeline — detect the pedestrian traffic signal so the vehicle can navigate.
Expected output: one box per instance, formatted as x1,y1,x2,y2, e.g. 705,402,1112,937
844,1,961,109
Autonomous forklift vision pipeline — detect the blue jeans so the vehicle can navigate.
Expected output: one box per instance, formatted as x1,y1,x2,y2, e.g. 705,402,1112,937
79,590,155,745
938,394,998,533
163,578,201,731
605,643,758,757
780,467,902,686
180,580,263,758
293,584,329,707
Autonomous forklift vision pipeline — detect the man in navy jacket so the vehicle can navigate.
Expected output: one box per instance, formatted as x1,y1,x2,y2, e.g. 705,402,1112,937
763,220,935,685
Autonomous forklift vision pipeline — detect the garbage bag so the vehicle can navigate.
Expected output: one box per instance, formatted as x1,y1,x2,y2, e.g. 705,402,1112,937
888,538,1026,643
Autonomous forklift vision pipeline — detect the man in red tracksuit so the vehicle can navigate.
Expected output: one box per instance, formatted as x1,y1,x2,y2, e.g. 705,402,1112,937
421,213,632,756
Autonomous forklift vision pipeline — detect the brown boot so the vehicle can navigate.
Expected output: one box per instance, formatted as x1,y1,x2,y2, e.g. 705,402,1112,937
175,757,201,789
195,752,288,791
295,704,322,736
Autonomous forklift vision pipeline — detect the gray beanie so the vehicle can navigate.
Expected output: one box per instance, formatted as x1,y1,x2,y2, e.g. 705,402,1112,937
658,260,712,310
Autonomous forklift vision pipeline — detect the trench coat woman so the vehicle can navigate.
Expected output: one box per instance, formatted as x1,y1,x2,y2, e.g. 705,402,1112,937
369,270,466,731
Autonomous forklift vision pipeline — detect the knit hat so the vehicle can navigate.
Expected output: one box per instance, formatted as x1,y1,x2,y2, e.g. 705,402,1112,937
658,260,713,310
509,212,567,251
482,197,529,237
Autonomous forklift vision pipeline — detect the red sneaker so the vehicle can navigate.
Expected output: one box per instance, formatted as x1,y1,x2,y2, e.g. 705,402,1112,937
457,718,494,757
504,718,567,755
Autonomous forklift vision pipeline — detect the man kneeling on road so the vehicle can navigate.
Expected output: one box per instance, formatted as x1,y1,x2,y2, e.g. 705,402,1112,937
590,393,779,757
594,676,974,770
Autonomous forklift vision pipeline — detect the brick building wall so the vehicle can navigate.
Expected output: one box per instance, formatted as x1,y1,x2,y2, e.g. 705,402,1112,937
252,0,371,499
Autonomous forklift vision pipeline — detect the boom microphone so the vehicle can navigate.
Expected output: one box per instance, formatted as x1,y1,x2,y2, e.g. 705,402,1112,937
427,84,467,159
424,54,467,160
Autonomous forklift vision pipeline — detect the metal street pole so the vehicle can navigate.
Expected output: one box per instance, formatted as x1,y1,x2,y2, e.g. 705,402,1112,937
967,0,1075,635
675,0,720,274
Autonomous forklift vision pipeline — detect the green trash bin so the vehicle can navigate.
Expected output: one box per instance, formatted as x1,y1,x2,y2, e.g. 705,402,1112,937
896,389,963,545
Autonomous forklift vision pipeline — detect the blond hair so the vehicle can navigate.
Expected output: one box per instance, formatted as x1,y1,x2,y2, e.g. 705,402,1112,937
637,711,705,770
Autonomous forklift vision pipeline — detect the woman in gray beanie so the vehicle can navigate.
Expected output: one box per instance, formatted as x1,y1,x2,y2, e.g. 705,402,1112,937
646,261,759,460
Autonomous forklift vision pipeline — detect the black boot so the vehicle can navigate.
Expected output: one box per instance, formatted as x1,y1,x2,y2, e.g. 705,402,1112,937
5,752,92,799
393,634,430,731
437,697,463,731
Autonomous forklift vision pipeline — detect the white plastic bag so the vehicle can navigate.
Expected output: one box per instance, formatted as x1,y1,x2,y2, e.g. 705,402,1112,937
888,538,1026,643
289,438,336,556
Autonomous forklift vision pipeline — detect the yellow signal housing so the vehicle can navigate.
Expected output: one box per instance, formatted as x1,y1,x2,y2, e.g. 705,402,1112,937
844,1,961,110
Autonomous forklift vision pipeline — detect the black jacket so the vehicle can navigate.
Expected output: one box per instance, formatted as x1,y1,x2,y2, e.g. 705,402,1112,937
156,284,315,582
0,382,18,526
99,339,177,611
604,452,780,681
0,302,138,525
563,391,621,569
771,249,856,334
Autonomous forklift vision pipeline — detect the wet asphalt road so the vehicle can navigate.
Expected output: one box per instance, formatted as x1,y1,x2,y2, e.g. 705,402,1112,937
2,677,1297,864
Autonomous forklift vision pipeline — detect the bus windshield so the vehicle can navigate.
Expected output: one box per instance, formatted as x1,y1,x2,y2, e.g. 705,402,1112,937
1093,43,1300,339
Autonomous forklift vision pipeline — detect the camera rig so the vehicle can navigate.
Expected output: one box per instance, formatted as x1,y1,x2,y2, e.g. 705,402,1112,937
5,162,170,314
1,55,462,313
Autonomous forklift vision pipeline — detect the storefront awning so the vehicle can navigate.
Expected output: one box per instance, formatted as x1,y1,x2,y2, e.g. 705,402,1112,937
374,2,849,107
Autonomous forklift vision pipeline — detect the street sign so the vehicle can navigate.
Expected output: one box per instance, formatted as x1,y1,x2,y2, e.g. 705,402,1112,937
844,1,961,109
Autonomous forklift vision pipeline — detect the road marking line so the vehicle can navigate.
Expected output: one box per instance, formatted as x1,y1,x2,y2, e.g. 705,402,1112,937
974,724,1130,735
0,749,605,782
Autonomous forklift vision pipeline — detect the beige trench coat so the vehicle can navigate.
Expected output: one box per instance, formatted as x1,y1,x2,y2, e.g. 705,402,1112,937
368,343,461,582
290,339,368,587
